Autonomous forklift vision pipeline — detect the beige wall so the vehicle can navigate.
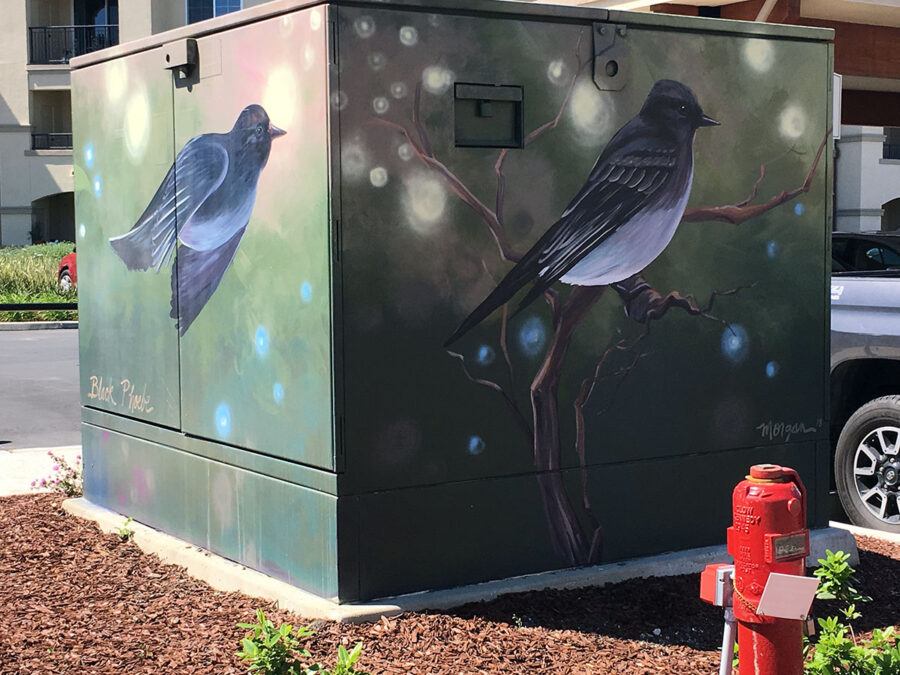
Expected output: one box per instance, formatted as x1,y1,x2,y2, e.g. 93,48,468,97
835,125,900,232
119,0,187,43
27,0,73,27
0,3,31,125
0,0,74,245
120,0,271,43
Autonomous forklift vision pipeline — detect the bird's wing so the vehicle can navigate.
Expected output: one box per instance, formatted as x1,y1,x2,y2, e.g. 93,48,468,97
170,224,246,336
109,135,229,271
513,133,680,310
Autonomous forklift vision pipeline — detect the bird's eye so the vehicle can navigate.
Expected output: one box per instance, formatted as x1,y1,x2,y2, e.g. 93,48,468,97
678,104,688,116
256,125,264,136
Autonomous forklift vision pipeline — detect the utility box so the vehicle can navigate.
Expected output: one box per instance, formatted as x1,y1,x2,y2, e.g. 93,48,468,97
71,0,834,603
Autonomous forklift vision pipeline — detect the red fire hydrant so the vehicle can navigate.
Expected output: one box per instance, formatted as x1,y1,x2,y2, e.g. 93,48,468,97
701,464,810,675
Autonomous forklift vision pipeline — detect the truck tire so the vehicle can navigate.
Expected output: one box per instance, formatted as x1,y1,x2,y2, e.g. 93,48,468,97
835,395,900,532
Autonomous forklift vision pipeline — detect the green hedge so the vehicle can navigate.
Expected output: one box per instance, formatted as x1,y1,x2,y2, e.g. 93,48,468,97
0,243,77,321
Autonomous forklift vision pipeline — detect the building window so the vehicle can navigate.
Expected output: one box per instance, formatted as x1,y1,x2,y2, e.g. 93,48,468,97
187,0,242,24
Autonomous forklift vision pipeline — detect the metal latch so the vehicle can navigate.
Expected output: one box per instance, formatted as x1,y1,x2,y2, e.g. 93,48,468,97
592,24,629,91
163,38,199,78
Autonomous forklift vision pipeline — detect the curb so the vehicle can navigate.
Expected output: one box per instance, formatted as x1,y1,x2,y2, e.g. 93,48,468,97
62,497,857,623
829,520,900,546
4,445,82,455
0,321,78,331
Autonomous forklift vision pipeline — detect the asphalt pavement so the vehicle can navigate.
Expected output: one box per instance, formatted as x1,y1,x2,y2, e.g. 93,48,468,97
0,329,80,450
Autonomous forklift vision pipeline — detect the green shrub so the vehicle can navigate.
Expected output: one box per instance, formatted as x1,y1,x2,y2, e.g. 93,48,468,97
0,242,74,294
0,243,77,321
236,609,368,675
805,550,900,674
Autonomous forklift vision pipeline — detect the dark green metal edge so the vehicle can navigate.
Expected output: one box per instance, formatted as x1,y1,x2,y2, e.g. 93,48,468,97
81,407,340,494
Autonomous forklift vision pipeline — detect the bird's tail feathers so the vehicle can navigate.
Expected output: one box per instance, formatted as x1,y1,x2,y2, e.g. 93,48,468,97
110,215,177,273
109,223,154,271
511,277,554,320
444,258,540,347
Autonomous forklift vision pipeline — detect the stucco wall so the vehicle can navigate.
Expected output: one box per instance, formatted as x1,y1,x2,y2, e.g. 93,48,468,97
835,125,900,232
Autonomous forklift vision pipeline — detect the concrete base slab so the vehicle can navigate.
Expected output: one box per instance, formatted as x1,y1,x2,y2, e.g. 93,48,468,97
0,446,82,497
62,496,858,622
829,520,900,547
0,321,77,331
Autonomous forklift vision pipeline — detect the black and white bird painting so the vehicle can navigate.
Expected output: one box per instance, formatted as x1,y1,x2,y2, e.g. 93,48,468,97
109,104,285,335
445,80,718,346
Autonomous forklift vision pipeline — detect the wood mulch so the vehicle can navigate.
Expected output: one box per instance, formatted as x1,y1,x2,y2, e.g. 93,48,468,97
1,494,897,674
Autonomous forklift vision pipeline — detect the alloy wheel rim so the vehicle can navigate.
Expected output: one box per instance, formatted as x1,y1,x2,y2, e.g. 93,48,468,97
853,425,900,524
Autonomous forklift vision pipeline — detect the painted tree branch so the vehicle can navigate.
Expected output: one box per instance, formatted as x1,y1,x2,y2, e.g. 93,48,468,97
446,350,533,443
371,112,517,261
495,31,588,230
682,131,829,224
574,341,644,564
531,285,605,564
612,274,751,329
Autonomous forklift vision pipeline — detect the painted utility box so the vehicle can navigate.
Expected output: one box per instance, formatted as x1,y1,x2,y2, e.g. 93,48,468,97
71,0,834,602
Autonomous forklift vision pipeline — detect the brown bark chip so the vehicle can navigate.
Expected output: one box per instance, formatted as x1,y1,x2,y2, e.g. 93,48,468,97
1,495,896,674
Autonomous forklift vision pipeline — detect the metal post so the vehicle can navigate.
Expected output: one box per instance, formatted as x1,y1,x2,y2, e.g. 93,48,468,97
720,606,736,675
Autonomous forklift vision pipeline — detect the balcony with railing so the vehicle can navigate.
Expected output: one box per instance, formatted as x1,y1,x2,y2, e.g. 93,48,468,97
29,90,72,152
31,133,73,150
28,25,118,65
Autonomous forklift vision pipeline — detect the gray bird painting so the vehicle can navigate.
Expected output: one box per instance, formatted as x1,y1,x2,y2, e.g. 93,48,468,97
109,104,285,335
445,80,718,346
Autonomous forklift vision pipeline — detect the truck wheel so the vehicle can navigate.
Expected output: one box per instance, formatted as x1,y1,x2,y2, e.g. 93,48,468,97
835,395,900,532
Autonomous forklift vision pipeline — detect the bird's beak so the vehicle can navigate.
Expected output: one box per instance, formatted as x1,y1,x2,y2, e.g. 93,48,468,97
698,113,720,127
268,124,287,138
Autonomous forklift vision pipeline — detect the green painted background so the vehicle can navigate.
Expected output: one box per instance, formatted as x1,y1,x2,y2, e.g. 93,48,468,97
74,9,334,467
336,7,830,491
173,12,334,468
73,49,181,428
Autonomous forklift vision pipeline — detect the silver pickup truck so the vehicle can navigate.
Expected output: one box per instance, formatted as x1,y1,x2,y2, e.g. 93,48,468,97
831,274,900,532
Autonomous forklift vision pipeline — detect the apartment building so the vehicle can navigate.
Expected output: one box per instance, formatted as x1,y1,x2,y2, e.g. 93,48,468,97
0,0,267,246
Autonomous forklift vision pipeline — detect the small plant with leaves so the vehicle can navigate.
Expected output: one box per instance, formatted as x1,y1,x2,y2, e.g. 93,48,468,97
237,609,368,675
30,451,82,497
237,609,313,675
115,517,135,542
804,550,900,674
813,550,871,607
308,643,367,675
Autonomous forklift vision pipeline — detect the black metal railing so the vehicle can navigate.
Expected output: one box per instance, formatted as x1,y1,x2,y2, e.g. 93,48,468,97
28,25,118,64
0,303,77,312
884,143,900,161
31,133,73,150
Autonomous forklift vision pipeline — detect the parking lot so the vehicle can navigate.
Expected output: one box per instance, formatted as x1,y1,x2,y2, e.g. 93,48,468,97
0,328,80,450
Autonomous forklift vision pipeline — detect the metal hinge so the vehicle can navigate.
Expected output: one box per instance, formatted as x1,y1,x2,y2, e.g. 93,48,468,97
163,38,198,76
592,23,629,92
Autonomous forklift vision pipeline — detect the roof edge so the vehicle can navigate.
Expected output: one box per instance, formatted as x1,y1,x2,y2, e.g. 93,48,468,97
70,0,833,71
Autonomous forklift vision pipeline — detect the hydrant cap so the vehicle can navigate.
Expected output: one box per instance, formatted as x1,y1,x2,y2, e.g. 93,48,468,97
750,464,785,480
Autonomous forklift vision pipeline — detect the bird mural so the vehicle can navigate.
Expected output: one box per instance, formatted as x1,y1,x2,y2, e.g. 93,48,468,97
109,104,286,335
445,80,718,347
